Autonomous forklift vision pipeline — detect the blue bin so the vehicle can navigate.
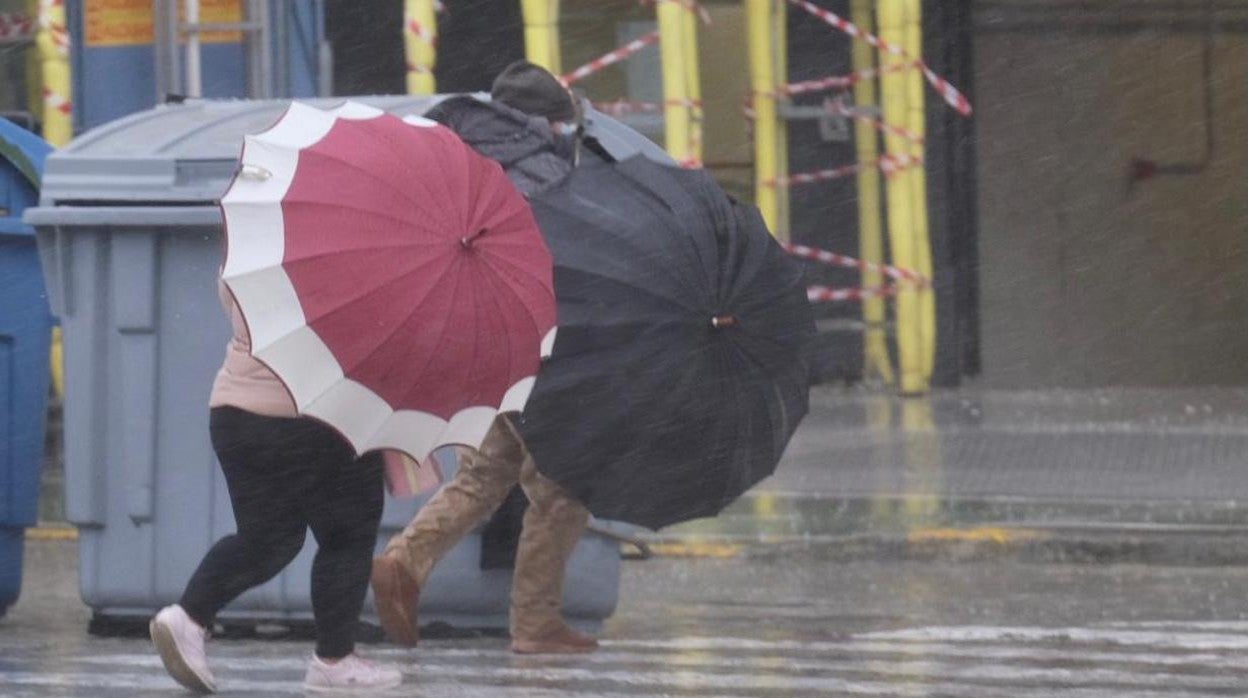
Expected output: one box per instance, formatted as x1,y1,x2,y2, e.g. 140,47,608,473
0,119,54,617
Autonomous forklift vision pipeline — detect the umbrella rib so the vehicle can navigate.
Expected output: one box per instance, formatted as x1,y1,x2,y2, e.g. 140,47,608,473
278,241,448,269
475,251,558,324
237,251,455,329
537,204,707,309
476,247,551,283
598,177,727,302
586,166,713,248
280,198,450,241
462,256,483,405
722,273,807,323
555,267,701,317
297,250,454,332
298,147,454,221
332,253,464,383
476,257,536,387
391,253,469,405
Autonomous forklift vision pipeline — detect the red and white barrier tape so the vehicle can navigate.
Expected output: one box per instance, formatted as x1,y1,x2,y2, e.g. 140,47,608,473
779,61,919,97
562,31,659,85
743,93,923,146
828,98,923,145
785,243,927,285
878,152,922,176
765,162,859,187
807,285,898,303
592,98,702,116
763,153,922,188
784,0,971,116
0,12,33,42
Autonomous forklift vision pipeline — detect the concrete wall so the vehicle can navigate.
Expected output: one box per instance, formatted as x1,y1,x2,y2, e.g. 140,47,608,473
973,15,1248,387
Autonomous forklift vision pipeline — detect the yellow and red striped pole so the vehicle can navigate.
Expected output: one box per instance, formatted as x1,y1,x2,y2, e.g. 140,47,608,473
36,0,70,147
404,0,438,94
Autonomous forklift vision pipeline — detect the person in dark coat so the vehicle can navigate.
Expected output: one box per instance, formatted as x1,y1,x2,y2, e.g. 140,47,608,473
370,61,599,655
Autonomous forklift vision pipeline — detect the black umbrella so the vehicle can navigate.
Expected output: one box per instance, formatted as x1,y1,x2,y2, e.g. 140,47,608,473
516,155,816,530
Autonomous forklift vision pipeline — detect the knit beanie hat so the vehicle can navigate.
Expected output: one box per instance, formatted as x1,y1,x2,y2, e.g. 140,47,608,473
490,59,578,123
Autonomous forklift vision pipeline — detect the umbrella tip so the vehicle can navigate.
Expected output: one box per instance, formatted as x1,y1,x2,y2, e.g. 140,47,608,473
711,315,737,329
461,229,487,249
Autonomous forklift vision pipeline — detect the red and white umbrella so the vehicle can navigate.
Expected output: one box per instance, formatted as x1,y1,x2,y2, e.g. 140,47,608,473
219,101,557,459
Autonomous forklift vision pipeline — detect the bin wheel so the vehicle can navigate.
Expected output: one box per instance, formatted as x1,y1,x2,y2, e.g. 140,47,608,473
88,612,151,638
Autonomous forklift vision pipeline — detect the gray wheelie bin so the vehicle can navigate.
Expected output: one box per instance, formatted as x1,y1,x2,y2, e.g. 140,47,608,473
25,96,656,633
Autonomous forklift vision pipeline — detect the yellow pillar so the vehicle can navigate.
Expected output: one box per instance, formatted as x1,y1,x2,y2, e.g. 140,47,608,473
879,0,927,394
850,0,893,385
773,2,789,235
657,1,692,164
904,0,936,382
681,4,703,165
35,0,69,400
36,0,71,147
404,0,438,95
521,0,561,73
25,0,41,125
745,0,788,239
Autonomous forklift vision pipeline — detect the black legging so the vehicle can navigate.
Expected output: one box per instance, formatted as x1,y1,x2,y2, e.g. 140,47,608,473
180,406,384,659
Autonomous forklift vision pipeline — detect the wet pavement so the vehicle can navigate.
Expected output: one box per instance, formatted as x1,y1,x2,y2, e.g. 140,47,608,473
12,386,1248,695
663,386,1248,544
9,538,1248,696
777,386,1248,501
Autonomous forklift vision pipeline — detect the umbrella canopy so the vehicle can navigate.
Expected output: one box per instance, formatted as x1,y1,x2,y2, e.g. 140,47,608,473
518,156,815,529
220,101,557,459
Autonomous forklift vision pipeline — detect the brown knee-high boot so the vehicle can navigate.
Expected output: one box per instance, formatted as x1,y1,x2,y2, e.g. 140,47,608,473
372,417,522,646
509,439,596,654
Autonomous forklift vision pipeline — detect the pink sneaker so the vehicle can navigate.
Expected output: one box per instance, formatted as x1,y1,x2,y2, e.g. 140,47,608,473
304,653,403,693
150,604,216,694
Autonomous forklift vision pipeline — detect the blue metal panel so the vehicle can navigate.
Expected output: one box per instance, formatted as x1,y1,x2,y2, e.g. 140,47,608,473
70,2,325,130
77,45,157,132
199,43,249,99
286,2,324,97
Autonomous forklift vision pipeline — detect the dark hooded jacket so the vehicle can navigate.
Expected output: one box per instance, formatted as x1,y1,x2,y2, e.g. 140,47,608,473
424,96,577,197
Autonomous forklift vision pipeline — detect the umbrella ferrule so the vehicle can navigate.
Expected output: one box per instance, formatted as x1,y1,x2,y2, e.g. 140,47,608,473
461,228,487,249
711,315,737,329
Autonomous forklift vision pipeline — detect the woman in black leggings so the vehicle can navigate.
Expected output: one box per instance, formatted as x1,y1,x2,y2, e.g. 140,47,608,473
149,281,401,694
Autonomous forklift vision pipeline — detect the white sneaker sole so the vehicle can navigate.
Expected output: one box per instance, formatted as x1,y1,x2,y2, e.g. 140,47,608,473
303,674,403,694
150,617,216,694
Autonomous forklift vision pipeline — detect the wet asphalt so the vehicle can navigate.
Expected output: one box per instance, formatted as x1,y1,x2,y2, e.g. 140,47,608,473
7,538,1248,697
